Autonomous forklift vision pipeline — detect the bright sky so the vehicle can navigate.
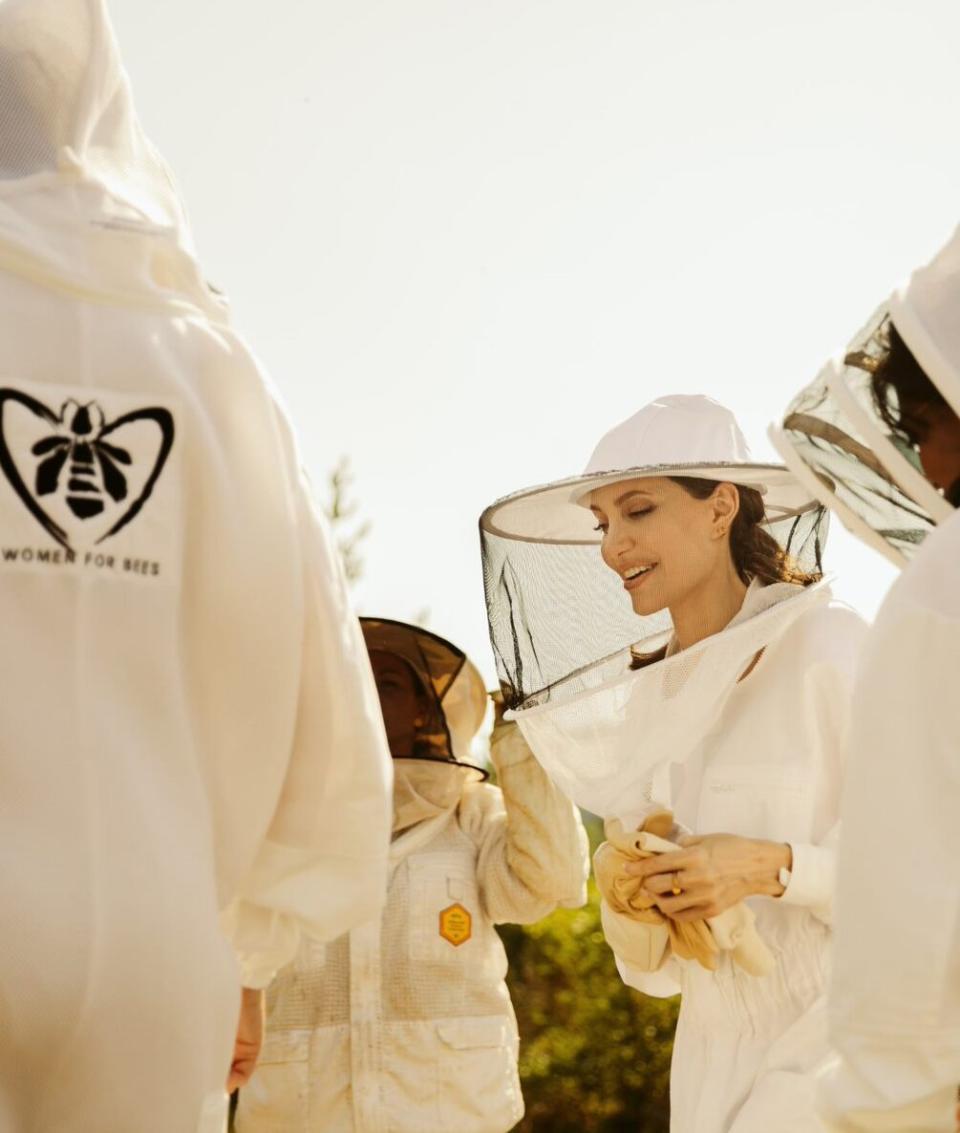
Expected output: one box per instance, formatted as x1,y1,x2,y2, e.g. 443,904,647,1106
112,0,959,681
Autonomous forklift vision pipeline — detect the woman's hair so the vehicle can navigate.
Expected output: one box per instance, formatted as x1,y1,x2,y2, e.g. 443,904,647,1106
669,476,821,588
869,321,947,446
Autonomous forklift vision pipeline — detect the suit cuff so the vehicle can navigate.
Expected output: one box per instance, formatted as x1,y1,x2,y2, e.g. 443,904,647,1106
779,842,834,921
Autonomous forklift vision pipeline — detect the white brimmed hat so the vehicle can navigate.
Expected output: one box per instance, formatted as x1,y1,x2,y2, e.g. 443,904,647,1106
483,395,822,545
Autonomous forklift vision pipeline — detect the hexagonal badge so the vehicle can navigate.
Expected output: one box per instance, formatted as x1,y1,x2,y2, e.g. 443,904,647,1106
438,902,472,947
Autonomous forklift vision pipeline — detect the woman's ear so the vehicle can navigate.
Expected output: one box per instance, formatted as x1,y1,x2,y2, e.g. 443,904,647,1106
711,482,741,537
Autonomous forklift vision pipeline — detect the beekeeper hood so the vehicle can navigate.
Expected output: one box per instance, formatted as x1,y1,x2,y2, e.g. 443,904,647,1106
770,226,960,568
0,0,220,316
361,618,489,776
479,396,831,818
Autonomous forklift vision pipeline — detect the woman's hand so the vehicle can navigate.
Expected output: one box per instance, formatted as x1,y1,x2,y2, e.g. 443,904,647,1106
625,834,792,922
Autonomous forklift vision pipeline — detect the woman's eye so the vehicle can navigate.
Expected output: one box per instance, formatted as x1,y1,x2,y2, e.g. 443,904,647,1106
628,508,653,520
593,523,607,533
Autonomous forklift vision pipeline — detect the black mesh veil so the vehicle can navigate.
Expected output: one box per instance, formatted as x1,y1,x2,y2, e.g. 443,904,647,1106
770,305,954,569
481,466,827,711
360,618,488,776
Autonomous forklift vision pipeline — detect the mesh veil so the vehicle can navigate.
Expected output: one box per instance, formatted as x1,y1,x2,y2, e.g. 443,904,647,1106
771,305,954,569
481,470,826,710
509,579,831,818
361,618,488,775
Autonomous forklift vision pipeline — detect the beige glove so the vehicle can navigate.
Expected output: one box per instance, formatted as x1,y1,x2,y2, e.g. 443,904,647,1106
595,812,774,977
594,810,675,971
599,897,671,972
595,812,718,970
708,903,774,977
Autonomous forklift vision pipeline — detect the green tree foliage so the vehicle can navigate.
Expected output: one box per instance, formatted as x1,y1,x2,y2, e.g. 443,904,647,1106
500,820,678,1132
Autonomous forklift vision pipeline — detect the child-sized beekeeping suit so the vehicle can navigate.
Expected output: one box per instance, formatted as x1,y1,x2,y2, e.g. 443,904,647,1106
235,619,589,1133
0,4,392,1131
480,396,868,1133
772,226,960,1132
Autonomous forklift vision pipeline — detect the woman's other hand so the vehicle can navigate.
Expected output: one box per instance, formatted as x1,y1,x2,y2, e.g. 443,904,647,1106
226,986,265,1093
625,834,792,922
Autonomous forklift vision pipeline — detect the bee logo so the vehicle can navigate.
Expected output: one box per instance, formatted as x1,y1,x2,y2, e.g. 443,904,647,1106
0,388,175,552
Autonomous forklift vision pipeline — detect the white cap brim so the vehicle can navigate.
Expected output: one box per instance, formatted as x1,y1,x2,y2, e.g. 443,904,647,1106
481,462,821,545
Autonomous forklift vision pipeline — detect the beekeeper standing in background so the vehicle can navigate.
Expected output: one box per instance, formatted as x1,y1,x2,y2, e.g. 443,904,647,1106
0,2,392,1130
236,618,589,1133
772,226,960,1132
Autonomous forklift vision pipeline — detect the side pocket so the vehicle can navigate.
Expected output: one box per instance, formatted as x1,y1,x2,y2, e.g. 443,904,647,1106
233,1030,310,1133
435,1016,524,1130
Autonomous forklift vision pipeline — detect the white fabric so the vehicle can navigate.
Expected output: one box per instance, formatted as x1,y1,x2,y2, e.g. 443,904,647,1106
513,579,832,820
584,395,754,473
0,3,392,1129
818,509,960,1132
391,759,477,833
442,657,489,763
889,224,960,420
235,733,589,1133
594,587,868,1133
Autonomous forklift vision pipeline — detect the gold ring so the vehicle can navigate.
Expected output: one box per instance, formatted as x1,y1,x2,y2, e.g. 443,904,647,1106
671,872,683,896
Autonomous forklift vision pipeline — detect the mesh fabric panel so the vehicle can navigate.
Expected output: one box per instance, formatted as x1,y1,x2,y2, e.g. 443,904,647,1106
266,935,351,1031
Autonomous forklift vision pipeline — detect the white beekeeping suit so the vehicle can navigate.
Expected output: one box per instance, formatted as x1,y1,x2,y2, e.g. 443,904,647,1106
772,226,960,1131
0,3,392,1131
480,397,868,1132
235,620,589,1133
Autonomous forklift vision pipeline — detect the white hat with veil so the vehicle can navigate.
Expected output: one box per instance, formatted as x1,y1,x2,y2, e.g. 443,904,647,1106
479,396,831,818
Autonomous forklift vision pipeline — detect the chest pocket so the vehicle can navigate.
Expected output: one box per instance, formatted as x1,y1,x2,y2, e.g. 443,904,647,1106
406,853,484,965
697,763,813,843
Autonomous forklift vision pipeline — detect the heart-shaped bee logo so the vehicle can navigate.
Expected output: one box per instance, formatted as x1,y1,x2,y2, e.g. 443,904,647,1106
0,388,175,553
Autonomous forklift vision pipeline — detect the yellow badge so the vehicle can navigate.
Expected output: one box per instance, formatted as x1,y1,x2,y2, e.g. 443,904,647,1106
438,902,472,947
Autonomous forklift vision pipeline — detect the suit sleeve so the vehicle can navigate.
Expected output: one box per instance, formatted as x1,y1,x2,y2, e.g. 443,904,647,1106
819,603,960,1131
222,415,392,988
463,723,589,926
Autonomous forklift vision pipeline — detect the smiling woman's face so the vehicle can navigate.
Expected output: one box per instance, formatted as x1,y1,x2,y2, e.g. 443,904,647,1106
590,476,736,616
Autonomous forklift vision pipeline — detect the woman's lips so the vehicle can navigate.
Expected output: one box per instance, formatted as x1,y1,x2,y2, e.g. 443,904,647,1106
624,565,657,591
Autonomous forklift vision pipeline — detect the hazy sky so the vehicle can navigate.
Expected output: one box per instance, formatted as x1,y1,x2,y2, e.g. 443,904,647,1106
112,0,958,680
